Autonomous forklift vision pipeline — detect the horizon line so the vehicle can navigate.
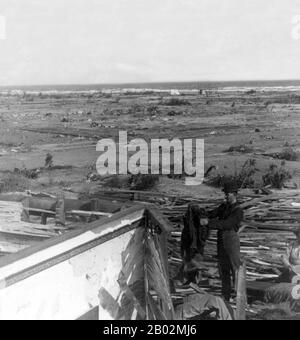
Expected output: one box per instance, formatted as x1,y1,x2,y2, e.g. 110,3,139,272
1,78,300,88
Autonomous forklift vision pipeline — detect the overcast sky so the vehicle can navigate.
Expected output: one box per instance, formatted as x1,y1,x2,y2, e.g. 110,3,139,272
0,0,300,86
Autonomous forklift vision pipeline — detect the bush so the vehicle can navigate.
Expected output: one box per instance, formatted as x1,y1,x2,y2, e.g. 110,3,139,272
262,162,292,189
13,168,39,179
207,159,257,189
0,173,29,193
147,105,158,114
162,98,191,106
276,147,298,161
128,174,159,191
224,144,254,154
102,176,128,189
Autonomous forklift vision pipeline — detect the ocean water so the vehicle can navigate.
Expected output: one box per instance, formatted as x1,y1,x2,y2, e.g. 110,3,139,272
1,80,300,93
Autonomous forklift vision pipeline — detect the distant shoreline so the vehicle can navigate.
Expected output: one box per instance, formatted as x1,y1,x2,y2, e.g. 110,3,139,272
0,86,300,97
1,79,300,92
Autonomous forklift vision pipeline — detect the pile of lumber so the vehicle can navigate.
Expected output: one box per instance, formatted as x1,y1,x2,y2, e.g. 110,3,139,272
1,187,299,300
164,190,300,298
89,188,300,285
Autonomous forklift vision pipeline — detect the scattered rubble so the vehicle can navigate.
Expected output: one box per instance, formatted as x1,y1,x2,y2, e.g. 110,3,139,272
45,153,53,168
224,144,254,154
61,117,69,123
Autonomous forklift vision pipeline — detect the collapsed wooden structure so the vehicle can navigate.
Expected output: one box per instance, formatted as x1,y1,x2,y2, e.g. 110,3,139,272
0,204,174,320
0,187,299,319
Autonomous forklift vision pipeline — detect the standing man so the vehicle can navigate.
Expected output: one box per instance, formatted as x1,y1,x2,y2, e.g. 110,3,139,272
209,182,244,301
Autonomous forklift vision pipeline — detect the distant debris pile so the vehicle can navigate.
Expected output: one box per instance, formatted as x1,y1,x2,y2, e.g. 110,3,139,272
224,144,254,154
61,117,69,123
128,174,160,191
88,119,99,128
162,98,191,106
45,153,54,168
13,168,40,180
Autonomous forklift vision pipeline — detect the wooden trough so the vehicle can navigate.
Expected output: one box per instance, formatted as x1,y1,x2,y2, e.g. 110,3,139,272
0,204,174,320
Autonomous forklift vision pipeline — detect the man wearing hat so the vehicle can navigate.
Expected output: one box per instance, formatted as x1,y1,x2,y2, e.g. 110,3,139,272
208,182,244,301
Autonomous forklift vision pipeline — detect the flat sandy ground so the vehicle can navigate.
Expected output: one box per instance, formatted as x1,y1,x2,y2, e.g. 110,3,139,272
1,89,300,319
0,90,300,199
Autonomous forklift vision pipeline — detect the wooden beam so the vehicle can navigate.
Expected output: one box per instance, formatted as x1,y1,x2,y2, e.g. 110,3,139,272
23,208,113,218
99,288,122,320
236,262,247,321
68,210,113,218
147,206,173,233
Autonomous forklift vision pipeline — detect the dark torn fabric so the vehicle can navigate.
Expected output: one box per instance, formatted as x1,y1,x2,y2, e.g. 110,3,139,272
265,283,300,312
181,204,209,262
174,293,234,320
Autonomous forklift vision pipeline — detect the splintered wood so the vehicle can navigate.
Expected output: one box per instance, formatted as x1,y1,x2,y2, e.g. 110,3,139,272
160,190,300,317
0,200,58,255
0,188,299,319
87,188,300,289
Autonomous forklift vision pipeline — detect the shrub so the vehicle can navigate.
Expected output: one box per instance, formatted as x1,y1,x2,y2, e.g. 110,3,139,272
0,173,29,193
13,168,39,179
207,159,257,189
128,174,159,191
276,147,298,161
224,144,254,154
262,162,292,189
102,176,128,189
147,105,158,114
162,98,191,106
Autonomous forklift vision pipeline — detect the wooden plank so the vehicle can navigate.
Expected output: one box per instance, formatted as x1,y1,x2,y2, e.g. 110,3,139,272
23,208,56,215
147,206,173,233
190,283,207,294
118,273,146,319
68,210,113,218
55,196,65,226
77,307,99,321
99,288,122,320
236,262,247,320
0,201,58,241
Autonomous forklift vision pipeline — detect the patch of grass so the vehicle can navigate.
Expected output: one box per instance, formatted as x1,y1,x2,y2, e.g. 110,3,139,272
0,142,17,148
264,95,300,105
207,159,257,189
13,168,39,179
128,174,160,191
147,105,158,114
224,144,254,154
274,147,298,161
0,173,30,193
162,98,191,106
262,162,292,189
102,176,129,189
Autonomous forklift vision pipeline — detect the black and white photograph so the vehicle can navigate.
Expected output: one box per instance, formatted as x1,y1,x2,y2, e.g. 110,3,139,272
0,0,300,322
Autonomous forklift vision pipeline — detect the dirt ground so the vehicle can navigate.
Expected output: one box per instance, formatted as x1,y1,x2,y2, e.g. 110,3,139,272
0,89,300,199
1,89,300,319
